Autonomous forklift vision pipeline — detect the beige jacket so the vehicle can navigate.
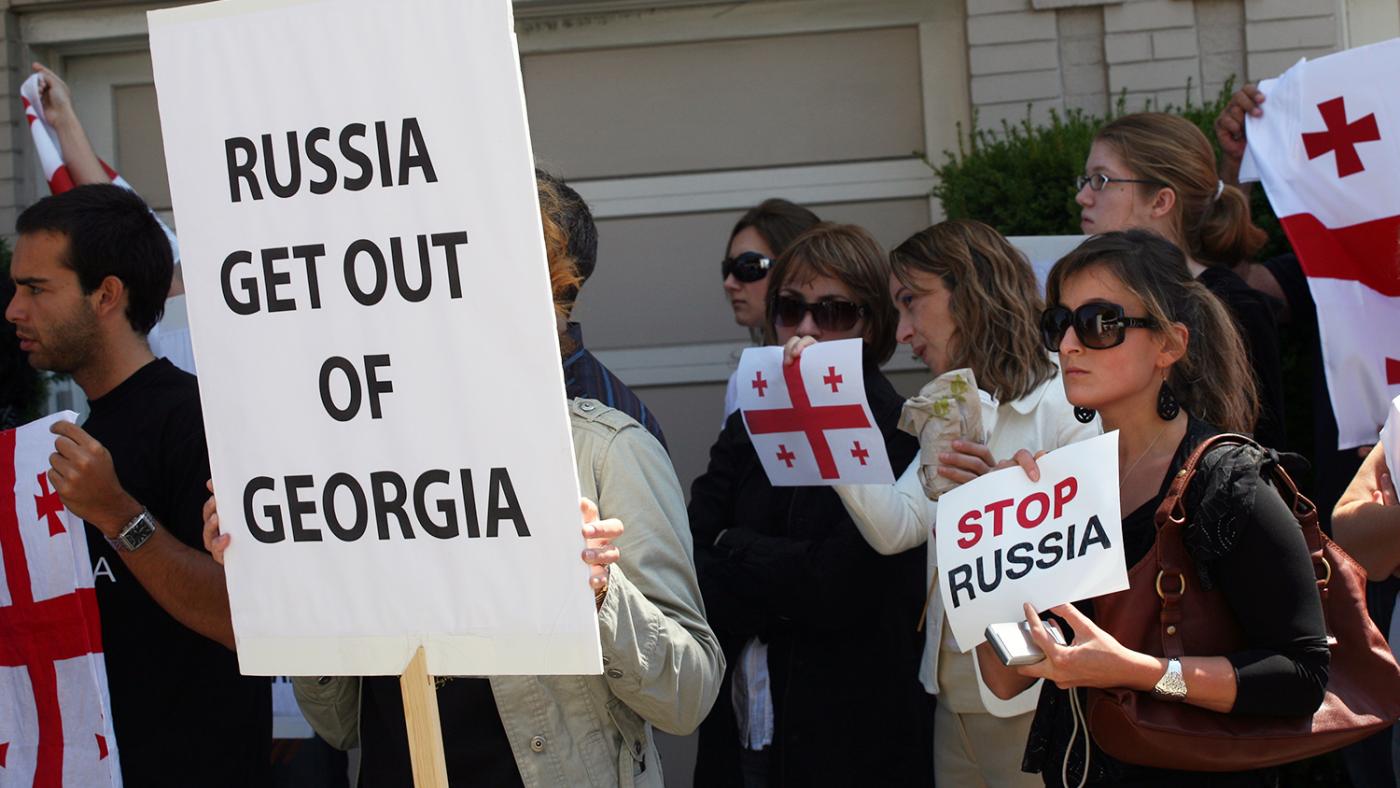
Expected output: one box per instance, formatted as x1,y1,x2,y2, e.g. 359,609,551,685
835,370,1099,717
293,399,724,787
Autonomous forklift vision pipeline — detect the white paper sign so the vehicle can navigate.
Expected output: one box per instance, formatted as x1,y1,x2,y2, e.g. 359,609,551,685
737,339,894,486
936,431,1128,650
1379,394,1400,485
148,0,600,677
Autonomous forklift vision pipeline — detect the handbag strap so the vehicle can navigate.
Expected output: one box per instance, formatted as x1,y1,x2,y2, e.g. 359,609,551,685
1149,433,1330,657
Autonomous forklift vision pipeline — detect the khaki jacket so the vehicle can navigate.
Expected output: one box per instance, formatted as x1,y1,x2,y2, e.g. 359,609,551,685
294,399,724,787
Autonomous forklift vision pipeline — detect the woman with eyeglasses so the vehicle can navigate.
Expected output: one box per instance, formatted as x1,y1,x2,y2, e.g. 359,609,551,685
719,199,821,421
776,220,1098,786
977,230,1328,787
690,223,929,787
1076,113,1285,450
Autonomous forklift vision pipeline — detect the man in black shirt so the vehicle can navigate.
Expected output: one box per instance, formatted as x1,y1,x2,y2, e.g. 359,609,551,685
4,184,270,786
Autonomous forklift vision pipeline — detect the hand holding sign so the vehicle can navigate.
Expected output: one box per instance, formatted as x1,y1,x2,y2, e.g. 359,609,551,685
738,338,894,486
936,431,1128,650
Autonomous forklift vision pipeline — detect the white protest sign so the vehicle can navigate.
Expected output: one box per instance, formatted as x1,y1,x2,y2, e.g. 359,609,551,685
148,0,600,677
1380,394,1400,485
736,339,894,486
936,431,1127,650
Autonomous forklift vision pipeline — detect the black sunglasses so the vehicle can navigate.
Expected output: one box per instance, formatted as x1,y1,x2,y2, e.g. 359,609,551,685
774,295,869,332
1040,302,1157,352
721,251,773,283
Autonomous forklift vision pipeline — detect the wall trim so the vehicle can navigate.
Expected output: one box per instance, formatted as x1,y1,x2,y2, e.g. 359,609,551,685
572,157,935,218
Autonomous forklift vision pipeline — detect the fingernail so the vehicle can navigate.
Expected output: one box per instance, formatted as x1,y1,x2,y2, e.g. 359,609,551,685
585,549,597,560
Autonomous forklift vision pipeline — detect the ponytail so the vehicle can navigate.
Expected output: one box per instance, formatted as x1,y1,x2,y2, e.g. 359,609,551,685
1193,183,1267,265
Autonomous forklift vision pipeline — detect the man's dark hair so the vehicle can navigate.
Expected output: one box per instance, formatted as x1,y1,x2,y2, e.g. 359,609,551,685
728,198,821,259
535,169,597,287
16,183,172,335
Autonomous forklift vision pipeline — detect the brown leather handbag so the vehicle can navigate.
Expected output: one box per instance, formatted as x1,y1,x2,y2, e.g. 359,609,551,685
1083,434,1400,771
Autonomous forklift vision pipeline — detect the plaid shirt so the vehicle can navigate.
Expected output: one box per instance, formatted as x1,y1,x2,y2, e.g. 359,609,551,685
562,323,668,451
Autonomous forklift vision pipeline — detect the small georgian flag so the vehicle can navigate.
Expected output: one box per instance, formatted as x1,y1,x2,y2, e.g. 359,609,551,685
737,339,894,487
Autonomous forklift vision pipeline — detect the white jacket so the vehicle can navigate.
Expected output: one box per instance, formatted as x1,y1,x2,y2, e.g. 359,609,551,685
835,369,1099,717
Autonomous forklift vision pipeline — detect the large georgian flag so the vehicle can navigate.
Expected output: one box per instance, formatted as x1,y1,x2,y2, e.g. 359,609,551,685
0,413,120,787
1240,38,1400,449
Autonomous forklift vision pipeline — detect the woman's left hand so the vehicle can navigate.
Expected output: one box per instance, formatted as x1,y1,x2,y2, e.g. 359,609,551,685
581,497,623,608
1015,602,1157,690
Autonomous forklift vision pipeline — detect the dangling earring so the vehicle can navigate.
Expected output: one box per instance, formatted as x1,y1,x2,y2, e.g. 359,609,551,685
1074,406,1096,424
1157,379,1180,421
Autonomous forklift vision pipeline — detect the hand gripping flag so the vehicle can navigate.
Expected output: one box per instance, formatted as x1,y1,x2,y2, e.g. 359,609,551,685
0,413,121,787
736,338,895,486
1240,38,1400,448
20,73,179,262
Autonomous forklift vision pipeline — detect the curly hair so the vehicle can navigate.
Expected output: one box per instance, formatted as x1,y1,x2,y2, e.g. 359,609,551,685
890,219,1055,402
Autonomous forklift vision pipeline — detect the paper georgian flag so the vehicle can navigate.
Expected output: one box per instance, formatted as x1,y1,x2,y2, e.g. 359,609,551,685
1240,37,1400,449
0,412,121,787
736,338,895,486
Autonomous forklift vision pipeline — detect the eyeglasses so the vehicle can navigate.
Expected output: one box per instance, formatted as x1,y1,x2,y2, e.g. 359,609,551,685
774,295,869,332
1040,302,1157,352
1075,173,1169,192
721,251,773,283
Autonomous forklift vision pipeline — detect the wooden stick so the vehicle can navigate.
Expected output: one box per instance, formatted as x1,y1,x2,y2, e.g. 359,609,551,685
400,646,449,788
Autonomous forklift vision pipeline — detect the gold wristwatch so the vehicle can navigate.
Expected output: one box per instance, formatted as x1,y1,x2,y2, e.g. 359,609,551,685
1152,657,1188,701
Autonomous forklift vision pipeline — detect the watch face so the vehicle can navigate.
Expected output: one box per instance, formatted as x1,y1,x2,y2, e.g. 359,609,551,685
121,513,157,551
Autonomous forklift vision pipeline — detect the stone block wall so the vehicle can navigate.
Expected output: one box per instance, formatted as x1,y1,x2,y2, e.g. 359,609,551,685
965,0,1339,131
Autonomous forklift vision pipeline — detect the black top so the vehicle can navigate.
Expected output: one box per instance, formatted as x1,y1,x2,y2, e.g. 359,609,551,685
1197,266,1287,451
1260,254,1364,527
562,322,668,450
1022,417,1330,787
689,358,930,787
82,358,271,787
358,676,523,788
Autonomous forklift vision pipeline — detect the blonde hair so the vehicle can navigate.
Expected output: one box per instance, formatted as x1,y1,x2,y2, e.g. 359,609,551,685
1046,230,1259,433
1096,113,1267,266
890,219,1054,402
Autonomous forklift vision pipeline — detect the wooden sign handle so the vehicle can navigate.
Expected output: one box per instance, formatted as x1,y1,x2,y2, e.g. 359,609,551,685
400,646,449,787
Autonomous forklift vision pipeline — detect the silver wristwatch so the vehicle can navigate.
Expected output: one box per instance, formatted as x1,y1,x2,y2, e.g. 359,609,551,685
109,508,157,552
1152,657,1188,701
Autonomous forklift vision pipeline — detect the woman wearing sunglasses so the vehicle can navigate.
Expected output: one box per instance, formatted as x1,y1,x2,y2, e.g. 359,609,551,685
1076,113,1286,451
720,199,821,421
690,223,929,787
782,219,1096,786
978,230,1327,787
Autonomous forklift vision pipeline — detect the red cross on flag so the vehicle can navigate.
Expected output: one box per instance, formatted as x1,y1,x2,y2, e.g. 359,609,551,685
0,413,121,787
737,338,895,486
1240,38,1400,448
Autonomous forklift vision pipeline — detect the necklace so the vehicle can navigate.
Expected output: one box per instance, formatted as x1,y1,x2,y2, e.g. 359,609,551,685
1119,423,1170,488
